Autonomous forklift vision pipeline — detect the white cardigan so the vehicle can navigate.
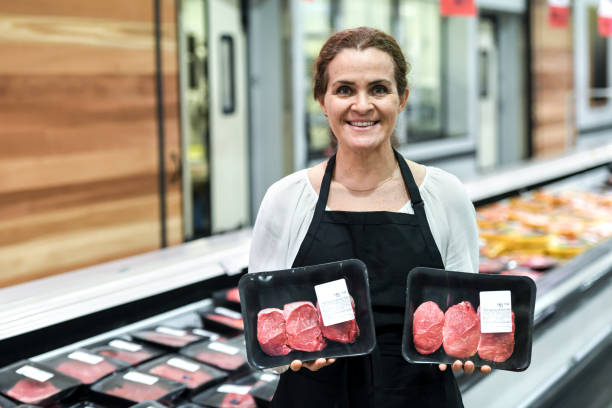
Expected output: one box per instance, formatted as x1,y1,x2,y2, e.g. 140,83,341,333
249,165,479,275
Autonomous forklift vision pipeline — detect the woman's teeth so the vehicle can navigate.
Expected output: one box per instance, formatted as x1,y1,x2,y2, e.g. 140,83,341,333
349,121,376,127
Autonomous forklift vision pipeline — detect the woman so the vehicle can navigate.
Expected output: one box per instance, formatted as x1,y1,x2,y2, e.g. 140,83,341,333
249,27,489,407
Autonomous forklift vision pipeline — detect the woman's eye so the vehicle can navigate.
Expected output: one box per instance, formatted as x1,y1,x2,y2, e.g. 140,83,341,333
372,84,389,95
336,86,352,95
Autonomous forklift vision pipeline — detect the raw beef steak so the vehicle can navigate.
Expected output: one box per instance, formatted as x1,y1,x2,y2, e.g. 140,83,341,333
149,364,212,389
477,309,515,362
283,302,326,352
104,381,169,402
226,288,241,303
412,301,445,354
55,359,117,384
7,378,61,404
256,308,291,356
195,351,246,371
139,331,200,348
316,298,359,343
205,314,244,330
442,301,480,358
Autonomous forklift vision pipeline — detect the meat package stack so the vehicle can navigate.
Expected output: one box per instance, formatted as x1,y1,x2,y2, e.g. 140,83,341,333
0,294,281,408
238,259,376,369
403,267,536,371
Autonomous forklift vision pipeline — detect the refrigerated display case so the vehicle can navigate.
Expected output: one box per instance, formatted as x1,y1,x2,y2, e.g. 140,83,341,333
0,143,609,407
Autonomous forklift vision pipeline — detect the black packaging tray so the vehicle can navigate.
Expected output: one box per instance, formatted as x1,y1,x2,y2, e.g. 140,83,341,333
238,259,376,370
0,361,80,406
130,326,205,350
179,337,249,374
39,349,129,385
89,370,185,406
89,338,165,366
0,395,16,407
129,401,167,408
402,267,536,371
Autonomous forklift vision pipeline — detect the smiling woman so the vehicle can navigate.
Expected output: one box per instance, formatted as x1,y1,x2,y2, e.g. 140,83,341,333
249,27,486,408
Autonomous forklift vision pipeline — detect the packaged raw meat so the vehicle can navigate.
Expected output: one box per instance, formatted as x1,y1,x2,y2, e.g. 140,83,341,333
89,370,185,405
238,259,375,370
442,302,480,358
90,338,164,366
180,336,248,373
0,395,16,407
138,354,227,393
412,301,444,355
191,383,256,408
202,307,245,333
212,287,242,312
402,267,535,371
40,349,128,384
0,361,80,405
131,326,205,349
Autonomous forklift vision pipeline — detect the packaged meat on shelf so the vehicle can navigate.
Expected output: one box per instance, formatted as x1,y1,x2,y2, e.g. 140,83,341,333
130,326,206,350
39,349,128,385
237,259,376,370
90,338,165,366
201,307,244,335
179,336,249,374
0,361,80,405
402,267,536,371
212,287,242,312
89,370,185,406
190,371,274,408
138,354,228,394
477,186,612,282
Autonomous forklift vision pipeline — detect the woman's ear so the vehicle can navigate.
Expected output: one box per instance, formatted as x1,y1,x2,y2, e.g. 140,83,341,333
399,88,410,111
318,97,327,117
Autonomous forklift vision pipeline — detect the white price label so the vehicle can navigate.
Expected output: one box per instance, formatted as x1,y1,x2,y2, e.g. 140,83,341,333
192,328,220,341
601,0,612,17
314,279,354,326
16,365,54,383
68,351,104,365
123,370,159,385
208,341,240,355
109,339,142,352
167,357,199,373
217,384,252,395
479,291,513,333
155,326,186,337
213,307,242,320
259,373,278,382
548,0,570,7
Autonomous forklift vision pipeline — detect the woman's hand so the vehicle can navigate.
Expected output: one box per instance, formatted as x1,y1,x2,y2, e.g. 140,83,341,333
290,358,336,372
438,360,491,375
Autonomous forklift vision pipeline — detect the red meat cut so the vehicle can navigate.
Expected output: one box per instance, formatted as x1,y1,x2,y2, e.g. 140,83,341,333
104,381,169,402
412,301,445,354
477,308,515,362
316,298,359,344
220,392,256,408
98,348,153,365
283,302,326,352
256,308,291,356
149,363,212,389
7,378,61,404
205,314,244,330
226,288,241,303
195,351,246,371
443,301,480,358
55,359,118,384
140,331,200,347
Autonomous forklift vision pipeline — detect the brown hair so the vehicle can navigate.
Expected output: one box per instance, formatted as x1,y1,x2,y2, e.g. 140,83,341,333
313,27,410,149
313,26,410,102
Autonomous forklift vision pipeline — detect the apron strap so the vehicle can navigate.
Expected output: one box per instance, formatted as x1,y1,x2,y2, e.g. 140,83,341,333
395,149,443,265
292,154,336,267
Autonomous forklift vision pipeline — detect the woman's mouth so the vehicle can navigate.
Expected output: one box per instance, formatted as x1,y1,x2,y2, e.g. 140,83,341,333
346,121,379,128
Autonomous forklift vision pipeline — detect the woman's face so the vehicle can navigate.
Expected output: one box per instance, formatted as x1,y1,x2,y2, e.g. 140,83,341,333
319,47,409,152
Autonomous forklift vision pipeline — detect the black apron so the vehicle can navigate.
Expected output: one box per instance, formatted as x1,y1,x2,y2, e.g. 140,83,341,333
270,150,463,408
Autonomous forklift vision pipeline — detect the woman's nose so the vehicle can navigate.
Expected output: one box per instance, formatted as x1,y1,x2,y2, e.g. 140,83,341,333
351,92,373,113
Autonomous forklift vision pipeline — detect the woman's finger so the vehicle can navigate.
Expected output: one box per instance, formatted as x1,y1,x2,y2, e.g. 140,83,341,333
463,360,475,375
290,360,303,372
480,365,492,374
452,360,463,372
438,364,447,371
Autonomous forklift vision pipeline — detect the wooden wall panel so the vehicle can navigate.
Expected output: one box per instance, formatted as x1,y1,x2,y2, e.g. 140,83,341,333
530,0,576,157
0,1,183,287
